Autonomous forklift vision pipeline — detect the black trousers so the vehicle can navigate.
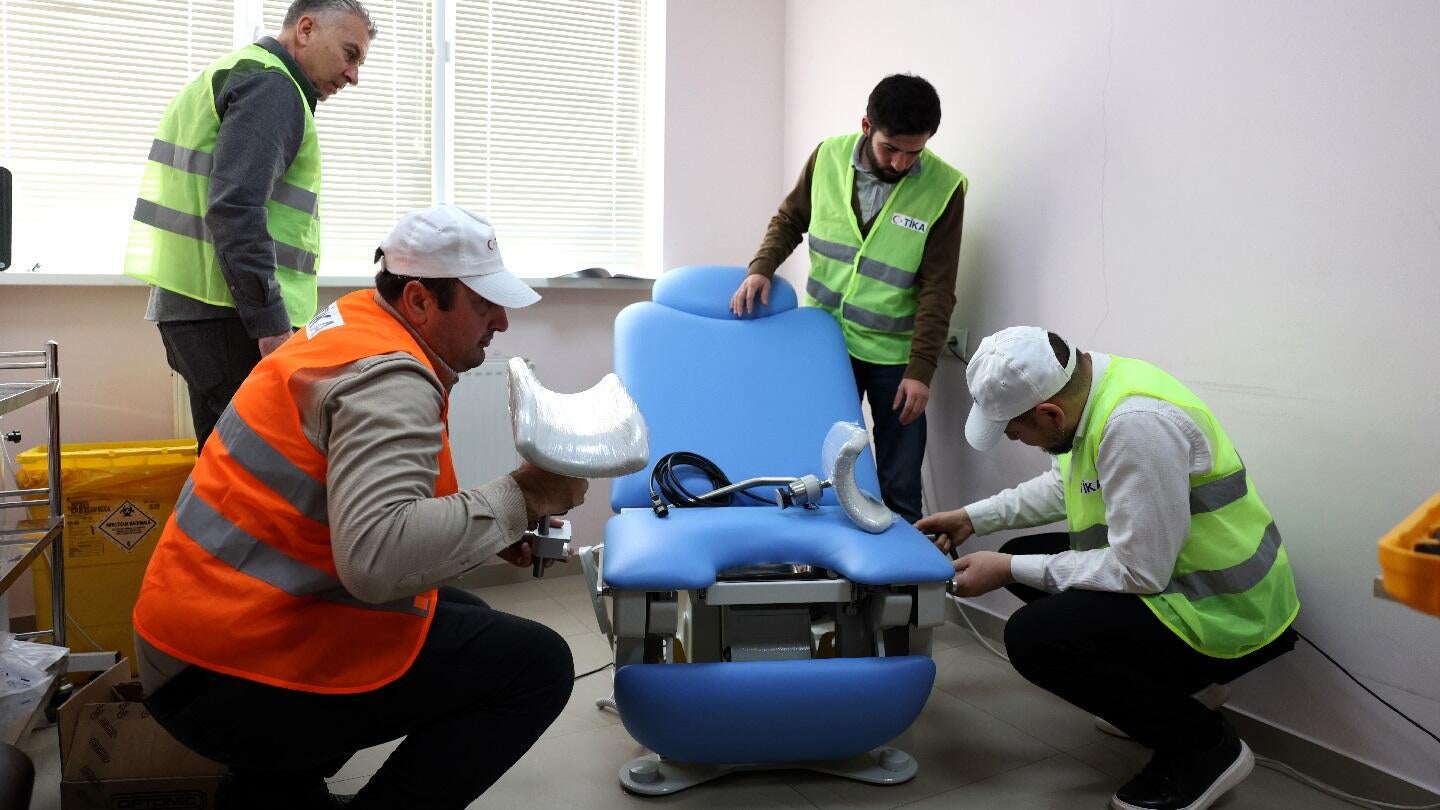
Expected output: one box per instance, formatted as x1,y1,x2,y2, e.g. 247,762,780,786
999,533,1296,752
157,318,262,448
144,588,575,809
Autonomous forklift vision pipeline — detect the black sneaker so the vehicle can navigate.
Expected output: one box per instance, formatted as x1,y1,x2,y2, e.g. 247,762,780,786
1110,720,1254,810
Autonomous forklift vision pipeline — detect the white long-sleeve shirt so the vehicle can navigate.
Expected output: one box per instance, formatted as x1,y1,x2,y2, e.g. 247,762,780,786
965,353,1215,594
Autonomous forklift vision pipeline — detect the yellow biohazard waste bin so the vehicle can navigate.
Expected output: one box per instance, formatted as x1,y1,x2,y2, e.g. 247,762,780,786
16,440,197,672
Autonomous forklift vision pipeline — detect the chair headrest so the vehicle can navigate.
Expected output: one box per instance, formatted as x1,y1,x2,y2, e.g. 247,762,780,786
653,265,798,319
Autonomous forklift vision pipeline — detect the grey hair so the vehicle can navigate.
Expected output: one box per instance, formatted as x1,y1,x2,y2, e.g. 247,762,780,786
283,0,378,39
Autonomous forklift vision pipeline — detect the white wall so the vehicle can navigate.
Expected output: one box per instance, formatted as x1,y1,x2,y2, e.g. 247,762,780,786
662,0,788,269
784,0,1440,791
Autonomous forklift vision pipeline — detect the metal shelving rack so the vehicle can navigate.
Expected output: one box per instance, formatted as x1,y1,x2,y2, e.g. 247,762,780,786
0,343,67,747
0,343,65,642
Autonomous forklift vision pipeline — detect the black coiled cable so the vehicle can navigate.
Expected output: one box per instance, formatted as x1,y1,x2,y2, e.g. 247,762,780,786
648,451,775,516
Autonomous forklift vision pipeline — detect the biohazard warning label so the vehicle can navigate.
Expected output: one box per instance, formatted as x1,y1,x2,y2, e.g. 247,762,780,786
96,501,157,551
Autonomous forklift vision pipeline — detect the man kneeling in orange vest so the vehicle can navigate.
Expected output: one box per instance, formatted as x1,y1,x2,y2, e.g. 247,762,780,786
133,204,589,809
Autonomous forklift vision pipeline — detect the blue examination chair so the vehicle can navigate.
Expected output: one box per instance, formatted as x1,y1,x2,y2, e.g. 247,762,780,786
600,265,954,794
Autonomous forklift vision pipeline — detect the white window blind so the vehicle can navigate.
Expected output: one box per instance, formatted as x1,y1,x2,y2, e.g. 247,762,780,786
261,0,434,274
0,0,233,274
454,0,648,278
1,1,649,279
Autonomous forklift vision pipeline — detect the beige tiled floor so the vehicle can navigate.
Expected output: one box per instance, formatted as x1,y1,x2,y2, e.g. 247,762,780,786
17,574,1353,809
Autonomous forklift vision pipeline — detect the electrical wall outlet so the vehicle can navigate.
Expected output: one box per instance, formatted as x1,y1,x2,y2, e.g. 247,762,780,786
945,328,969,361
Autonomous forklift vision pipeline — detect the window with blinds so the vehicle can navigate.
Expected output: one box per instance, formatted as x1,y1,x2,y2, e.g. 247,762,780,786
0,1,649,278
0,0,233,275
454,0,649,277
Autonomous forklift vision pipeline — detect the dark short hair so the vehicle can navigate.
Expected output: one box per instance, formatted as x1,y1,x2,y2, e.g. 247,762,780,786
374,262,458,311
1048,332,1088,402
866,74,941,136
283,0,377,38
1048,332,1071,370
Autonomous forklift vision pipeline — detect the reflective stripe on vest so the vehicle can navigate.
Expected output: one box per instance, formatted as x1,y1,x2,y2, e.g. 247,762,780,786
144,139,319,215
804,132,967,365
1069,467,1251,550
134,291,453,694
212,408,328,524
124,42,322,327
132,199,318,276
172,478,424,616
805,276,915,333
1061,356,1300,659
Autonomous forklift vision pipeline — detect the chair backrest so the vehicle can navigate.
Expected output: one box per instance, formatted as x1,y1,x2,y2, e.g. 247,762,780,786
611,265,880,511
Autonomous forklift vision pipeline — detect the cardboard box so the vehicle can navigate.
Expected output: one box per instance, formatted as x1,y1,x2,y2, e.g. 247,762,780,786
57,659,223,809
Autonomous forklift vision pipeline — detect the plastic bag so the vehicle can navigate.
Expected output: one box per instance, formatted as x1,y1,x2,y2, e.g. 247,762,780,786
0,632,61,742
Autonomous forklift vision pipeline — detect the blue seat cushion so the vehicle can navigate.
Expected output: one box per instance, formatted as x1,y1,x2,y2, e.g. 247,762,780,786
604,506,953,590
615,656,936,764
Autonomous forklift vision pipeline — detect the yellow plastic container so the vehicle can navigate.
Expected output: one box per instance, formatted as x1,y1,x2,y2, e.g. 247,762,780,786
1377,492,1440,618
16,440,198,671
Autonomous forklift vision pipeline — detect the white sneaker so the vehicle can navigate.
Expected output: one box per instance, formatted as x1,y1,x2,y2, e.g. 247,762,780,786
1095,684,1231,739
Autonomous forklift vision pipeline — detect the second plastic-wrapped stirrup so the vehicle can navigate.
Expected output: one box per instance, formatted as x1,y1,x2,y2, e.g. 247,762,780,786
821,422,893,534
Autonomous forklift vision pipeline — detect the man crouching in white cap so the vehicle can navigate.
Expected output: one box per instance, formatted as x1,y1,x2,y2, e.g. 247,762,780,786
134,204,588,809
916,326,1301,810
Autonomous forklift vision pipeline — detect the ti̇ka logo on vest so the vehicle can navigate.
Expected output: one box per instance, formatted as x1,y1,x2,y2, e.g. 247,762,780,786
890,213,929,234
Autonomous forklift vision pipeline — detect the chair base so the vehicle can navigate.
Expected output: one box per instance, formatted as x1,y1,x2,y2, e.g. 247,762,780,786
618,747,918,796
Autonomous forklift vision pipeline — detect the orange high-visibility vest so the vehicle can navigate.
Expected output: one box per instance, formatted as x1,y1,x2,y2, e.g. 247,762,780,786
134,290,457,694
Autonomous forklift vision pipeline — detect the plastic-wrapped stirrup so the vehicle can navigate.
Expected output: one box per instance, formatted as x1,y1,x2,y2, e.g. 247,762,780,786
822,422,893,534
507,357,649,478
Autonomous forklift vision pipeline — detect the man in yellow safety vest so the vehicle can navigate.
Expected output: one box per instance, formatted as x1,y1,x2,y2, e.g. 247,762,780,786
731,74,968,525
920,326,1300,810
126,0,375,447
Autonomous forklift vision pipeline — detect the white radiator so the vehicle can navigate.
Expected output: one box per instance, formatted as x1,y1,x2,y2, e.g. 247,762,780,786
172,373,195,440
449,357,528,489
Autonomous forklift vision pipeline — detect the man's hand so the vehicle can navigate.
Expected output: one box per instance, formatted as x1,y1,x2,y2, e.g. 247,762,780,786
496,539,533,568
496,517,567,569
950,551,1014,597
257,332,290,358
510,462,588,526
729,274,771,318
892,378,930,426
915,508,976,556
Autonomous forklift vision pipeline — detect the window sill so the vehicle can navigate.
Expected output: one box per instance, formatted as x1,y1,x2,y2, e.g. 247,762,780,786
0,273,654,291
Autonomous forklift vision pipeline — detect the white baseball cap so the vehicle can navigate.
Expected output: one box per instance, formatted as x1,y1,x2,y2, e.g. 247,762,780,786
377,205,541,309
964,326,1076,451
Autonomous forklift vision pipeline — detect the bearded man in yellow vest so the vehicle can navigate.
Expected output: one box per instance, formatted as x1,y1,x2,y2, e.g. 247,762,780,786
126,0,376,448
133,206,589,809
918,326,1300,810
731,74,967,524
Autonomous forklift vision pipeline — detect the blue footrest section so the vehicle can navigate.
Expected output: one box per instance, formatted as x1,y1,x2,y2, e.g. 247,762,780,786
614,656,936,764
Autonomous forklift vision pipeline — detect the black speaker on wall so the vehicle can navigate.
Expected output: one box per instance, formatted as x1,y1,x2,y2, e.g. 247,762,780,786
0,167,11,271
